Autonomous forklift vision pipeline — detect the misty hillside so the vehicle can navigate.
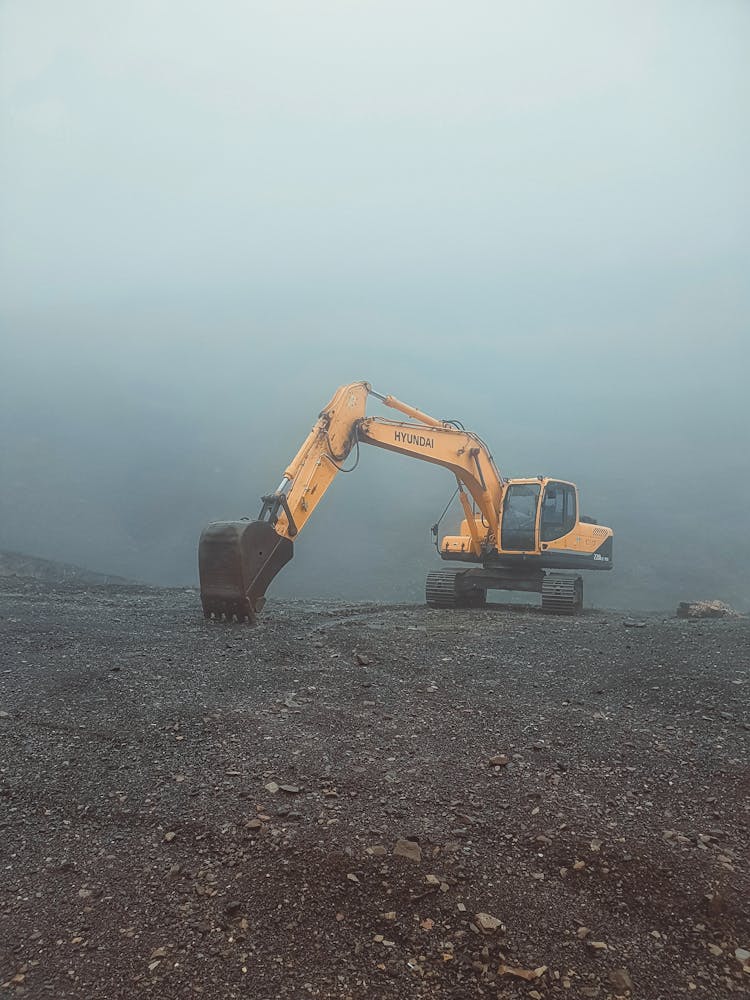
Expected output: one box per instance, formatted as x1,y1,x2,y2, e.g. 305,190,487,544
0,550,132,586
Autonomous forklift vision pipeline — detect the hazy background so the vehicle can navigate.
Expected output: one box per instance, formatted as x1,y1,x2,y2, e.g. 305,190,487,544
1,0,748,611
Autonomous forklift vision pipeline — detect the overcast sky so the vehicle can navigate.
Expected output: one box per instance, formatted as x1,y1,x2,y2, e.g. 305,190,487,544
1,1,748,610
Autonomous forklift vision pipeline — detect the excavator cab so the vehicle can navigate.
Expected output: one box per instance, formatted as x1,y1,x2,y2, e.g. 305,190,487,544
499,480,580,553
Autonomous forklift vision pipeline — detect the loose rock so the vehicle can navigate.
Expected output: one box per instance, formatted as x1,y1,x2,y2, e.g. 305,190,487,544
393,838,422,863
608,967,634,994
475,912,504,934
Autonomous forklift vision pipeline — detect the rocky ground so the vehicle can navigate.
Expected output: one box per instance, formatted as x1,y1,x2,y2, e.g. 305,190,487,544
0,577,748,999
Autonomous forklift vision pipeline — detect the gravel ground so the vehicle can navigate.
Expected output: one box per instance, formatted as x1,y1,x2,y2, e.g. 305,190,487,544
1,578,748,999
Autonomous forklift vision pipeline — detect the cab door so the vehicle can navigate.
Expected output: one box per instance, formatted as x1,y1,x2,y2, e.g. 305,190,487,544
500,483,540,551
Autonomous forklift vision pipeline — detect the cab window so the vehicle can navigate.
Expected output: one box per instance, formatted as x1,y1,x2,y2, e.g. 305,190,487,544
540,482,577,541
501,483,540,551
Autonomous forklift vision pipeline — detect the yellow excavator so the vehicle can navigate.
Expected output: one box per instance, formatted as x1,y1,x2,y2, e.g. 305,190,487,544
198,381,613,621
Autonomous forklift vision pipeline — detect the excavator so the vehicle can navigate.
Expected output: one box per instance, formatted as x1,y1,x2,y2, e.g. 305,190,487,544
198,381,613,621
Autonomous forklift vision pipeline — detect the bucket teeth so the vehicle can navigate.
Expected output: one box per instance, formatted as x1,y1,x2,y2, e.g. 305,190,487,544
201,601,255,623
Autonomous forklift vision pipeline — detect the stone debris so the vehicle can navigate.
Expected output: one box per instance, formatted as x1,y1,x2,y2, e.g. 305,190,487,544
677,600,739,619
497,963,547,981
474,912,504,934
608,967,634,994
393,838,422,863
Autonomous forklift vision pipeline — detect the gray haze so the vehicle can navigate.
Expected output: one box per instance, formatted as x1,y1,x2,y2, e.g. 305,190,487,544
1,1,748,611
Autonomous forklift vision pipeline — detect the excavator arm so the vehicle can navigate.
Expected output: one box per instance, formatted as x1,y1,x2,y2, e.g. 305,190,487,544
198,381,505,621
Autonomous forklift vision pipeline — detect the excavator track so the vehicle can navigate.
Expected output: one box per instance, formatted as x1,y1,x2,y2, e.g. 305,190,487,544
425,569,486,609
541,573,583,615
426,569,460,607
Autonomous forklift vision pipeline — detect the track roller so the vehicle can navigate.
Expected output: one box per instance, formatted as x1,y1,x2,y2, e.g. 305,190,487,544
541,573,583,615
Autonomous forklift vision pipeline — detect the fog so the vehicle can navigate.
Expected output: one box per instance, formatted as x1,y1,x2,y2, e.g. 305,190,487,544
1,1,748,612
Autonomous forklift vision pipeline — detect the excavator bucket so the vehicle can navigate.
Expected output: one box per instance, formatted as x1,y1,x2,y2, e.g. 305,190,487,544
198,521,293,622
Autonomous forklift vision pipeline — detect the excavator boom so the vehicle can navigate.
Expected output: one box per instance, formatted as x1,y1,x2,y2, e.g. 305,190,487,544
198,381,502,620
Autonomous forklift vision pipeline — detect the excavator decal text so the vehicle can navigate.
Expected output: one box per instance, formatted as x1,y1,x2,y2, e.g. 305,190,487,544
394,430,435,449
